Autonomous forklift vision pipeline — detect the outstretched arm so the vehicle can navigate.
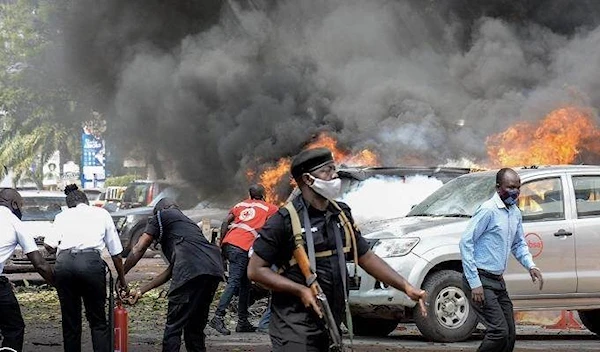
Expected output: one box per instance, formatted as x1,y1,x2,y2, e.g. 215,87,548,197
128,263,173,305
358,250,426,316
111,254,128,294
248,253,320,314
27,251,54,286
124,233,153,275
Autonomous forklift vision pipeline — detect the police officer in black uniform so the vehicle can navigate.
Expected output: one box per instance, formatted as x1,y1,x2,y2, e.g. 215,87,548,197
248,148,428,351
123,197,224,352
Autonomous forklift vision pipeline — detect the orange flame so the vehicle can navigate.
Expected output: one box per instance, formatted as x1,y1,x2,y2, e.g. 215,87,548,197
255,132,380,204
486,107,600,167
258,158,292,205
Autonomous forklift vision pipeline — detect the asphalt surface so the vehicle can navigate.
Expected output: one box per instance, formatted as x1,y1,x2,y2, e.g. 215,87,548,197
7,256,600,351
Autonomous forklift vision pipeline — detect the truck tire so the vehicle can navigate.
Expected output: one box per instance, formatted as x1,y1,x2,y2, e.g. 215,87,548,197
121,227,144,257
578,309,600,335
414,270,478,342
352,316,398,337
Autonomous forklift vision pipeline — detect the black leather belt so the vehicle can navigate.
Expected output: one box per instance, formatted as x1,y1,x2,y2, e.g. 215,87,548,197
477,268,503,281
66,248,100,254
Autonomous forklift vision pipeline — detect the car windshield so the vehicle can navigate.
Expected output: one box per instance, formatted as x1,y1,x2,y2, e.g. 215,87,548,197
148,187,201,210
407,173,496,217
22,196,64,221
122,183,150,204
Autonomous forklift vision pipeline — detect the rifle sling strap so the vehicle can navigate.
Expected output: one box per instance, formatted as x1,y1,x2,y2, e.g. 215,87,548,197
301,199,317,273
282,202,354,270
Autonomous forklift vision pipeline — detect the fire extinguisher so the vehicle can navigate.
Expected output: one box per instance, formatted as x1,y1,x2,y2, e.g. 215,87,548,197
114,299,129,352
107,263,129,352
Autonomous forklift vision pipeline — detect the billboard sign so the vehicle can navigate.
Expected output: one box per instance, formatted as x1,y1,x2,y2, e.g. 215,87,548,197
81,127,106,189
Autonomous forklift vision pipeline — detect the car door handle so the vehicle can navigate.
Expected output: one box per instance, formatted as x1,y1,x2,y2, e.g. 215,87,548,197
554,229,573,237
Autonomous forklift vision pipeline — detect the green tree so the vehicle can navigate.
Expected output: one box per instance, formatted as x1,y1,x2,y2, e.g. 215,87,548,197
0,0,81,188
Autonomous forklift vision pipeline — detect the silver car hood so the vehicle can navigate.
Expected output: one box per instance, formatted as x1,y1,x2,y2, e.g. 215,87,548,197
360,216,469,241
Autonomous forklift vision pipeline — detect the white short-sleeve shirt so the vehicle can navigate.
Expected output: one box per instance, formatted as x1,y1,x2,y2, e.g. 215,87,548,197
0,206,39,274
49,203,123,256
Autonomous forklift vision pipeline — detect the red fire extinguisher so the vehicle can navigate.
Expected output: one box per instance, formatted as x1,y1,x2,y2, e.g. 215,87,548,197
114,300,129,352
107,262,129,352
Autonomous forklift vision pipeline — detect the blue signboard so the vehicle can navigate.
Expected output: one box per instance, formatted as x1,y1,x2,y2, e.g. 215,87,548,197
81,128,106,189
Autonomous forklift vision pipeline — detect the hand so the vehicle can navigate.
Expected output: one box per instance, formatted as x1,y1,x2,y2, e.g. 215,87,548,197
471,286,484,306
299,286,322,318
124,289,143,305
530,267,544,290
405,285,428,317
115,279,129,299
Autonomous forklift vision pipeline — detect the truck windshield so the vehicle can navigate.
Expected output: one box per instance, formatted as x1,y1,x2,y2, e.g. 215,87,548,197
407,173,496,217
22,196,65,221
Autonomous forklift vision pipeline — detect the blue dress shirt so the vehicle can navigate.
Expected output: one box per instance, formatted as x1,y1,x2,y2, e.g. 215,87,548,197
460,192,536,289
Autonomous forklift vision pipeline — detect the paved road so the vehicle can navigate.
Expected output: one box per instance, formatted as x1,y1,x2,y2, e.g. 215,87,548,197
200,326,599,352
9,257,599,351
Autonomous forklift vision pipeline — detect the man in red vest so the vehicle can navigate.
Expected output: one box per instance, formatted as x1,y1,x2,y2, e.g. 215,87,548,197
209,184,278,335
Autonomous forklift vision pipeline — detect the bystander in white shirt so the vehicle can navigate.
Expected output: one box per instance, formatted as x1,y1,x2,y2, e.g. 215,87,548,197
0,206,38,274
48,203,123,256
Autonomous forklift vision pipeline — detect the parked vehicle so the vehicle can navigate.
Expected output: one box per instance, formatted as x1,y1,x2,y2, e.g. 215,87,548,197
118,180,172,210
4,190,64,273
83,188,103,203
92,186,126,209
348,165,600,342
111,185,228,256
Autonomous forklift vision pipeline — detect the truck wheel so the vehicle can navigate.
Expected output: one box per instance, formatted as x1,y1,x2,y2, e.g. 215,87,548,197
414,270,478,342
352,316,398,337
578,309,600,335
121,228,144,257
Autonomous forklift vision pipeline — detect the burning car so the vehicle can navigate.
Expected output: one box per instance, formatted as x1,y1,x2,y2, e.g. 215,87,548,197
348,165,600,342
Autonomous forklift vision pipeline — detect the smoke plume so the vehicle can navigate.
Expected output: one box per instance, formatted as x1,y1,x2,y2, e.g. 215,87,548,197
57,0,600,199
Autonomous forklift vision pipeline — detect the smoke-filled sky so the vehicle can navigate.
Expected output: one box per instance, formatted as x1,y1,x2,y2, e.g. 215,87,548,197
56,0,600,199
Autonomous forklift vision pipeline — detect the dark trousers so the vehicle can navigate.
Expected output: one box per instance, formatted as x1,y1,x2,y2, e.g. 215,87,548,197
55,251,109,352
463,275,516,352
0,277,25,351
271,333,329,352
214,244,251,321
163,275,220,352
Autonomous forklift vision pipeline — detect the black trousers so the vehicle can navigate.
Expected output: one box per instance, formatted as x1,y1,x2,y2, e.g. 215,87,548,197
163,275,220,352
0,276,25,351
271,333,329,352
463,274,516,352
55,251,110,352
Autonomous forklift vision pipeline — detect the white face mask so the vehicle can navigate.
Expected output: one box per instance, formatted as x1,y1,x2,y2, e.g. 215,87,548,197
307,174,342,200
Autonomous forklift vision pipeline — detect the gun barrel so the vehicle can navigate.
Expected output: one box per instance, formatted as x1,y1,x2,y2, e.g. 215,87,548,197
293,246,343,350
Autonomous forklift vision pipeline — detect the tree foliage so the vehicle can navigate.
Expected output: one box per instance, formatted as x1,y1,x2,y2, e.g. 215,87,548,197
0,0,82,188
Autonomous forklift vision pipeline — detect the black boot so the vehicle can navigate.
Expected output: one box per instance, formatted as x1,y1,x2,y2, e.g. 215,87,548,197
236,320,256,333
209,315,231,335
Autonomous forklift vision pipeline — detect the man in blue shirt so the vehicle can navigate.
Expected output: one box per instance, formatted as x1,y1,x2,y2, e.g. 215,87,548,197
460,168,544,352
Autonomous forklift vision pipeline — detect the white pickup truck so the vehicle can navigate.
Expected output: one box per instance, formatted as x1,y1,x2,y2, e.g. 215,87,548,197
349,165,600,342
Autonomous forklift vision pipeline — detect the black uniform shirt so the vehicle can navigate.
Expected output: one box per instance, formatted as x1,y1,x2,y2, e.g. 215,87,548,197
252,197,370,344
144,208,224,297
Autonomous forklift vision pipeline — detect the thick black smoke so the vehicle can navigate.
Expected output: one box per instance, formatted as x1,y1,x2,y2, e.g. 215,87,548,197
57,0,600,199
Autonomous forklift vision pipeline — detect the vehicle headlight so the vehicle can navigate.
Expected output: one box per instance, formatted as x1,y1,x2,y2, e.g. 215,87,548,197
372,238,420,258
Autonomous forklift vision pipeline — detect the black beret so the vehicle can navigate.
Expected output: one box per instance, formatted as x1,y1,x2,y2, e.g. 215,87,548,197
291,147,334,178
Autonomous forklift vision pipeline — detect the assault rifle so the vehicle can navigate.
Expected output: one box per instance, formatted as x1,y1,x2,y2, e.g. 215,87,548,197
293,245,343,352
